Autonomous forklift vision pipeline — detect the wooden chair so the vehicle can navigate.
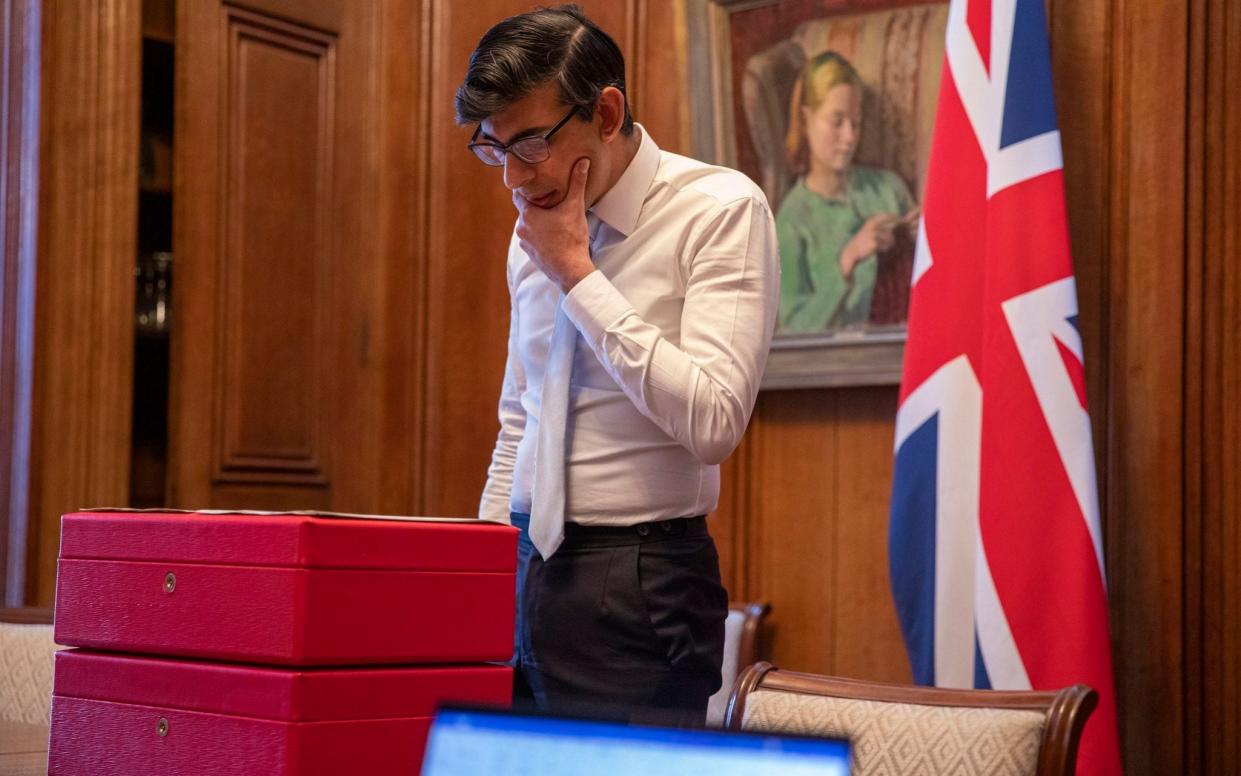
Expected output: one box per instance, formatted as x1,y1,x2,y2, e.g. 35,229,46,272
0,608,59,725
705,601,770,727
726,662,1097,776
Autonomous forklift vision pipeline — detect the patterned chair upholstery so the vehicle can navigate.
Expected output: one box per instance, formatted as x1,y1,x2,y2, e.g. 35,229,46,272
0,619,61,724
727,662,1096,776
706,601,770,727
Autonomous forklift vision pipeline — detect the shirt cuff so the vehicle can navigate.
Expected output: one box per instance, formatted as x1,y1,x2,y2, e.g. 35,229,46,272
562,269,634,345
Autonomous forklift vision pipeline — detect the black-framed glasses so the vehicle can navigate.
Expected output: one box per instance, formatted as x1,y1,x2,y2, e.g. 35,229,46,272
468,107,580,167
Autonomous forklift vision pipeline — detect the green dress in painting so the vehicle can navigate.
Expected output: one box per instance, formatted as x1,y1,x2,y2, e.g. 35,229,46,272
776,166,915,332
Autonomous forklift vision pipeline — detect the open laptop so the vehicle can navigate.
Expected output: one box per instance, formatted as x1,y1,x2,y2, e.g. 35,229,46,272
421,706,850,776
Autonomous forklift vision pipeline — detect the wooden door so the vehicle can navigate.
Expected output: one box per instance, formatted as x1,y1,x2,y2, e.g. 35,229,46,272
169,0,385,511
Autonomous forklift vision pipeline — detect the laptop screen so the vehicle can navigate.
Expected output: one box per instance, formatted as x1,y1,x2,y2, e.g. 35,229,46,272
422,706,850,776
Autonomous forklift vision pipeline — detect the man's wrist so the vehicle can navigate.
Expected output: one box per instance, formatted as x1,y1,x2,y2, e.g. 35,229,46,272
557,251,595,293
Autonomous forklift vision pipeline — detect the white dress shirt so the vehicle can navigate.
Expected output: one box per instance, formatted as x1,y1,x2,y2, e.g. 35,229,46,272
479,125,779,526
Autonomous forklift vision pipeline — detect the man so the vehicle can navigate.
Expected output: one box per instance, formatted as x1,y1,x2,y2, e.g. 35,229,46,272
459,5,778,725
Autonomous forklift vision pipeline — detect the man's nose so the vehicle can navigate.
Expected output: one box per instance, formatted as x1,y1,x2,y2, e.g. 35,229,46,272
503,154,534,190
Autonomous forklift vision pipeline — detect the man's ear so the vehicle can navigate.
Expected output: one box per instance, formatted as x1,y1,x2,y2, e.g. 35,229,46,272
596,86,627,142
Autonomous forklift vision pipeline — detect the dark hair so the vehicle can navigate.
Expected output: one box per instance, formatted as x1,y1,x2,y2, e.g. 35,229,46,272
455,4,634,135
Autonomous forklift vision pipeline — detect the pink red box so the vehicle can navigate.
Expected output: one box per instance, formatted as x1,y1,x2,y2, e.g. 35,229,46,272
49,649,512,775
53,510,518,665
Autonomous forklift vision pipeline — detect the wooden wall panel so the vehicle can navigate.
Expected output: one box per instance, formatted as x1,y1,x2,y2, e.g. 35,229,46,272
631,0,691,155
373,0,425,516
28,0,141,604
217,14,334,484
749,390,840,675
1193,0,1240,769
1104,1,1190,771
736,387,909,683
1186,1,1211,770
831,388,909,684
169,0,387,512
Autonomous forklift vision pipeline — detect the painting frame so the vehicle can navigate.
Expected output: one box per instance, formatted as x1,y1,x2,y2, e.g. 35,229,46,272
687,0,944,390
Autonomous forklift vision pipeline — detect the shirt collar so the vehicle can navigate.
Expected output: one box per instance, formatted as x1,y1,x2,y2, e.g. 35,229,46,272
588,124,660,238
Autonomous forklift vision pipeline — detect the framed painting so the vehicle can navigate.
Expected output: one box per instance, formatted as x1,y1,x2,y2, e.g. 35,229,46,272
687,0,948,389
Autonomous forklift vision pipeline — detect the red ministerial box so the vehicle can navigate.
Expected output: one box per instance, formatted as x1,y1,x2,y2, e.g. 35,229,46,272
49,649,512,776
54,510,518,665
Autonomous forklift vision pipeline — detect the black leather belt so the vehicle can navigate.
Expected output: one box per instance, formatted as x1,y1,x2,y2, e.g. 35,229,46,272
560,515,708,546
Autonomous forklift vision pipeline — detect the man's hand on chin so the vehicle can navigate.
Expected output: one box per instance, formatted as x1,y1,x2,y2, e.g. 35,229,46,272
514,158,595,294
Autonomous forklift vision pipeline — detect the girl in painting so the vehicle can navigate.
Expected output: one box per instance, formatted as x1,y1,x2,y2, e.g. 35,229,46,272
776,51,918,333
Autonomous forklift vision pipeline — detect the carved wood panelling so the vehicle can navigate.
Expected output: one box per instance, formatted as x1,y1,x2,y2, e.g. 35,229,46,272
215,9,335,484
170,0,384,511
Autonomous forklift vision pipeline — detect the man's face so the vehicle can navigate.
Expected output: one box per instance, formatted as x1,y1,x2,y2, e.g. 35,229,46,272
478,82,603,209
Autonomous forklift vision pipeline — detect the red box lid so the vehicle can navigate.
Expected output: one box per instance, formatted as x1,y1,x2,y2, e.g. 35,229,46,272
60,510,517,572
53,649,513,722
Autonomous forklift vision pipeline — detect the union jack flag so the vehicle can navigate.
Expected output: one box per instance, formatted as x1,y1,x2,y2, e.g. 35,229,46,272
888,0,1121,772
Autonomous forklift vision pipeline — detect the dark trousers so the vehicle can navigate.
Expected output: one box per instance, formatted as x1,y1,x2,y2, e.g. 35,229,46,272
509,512,728,726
